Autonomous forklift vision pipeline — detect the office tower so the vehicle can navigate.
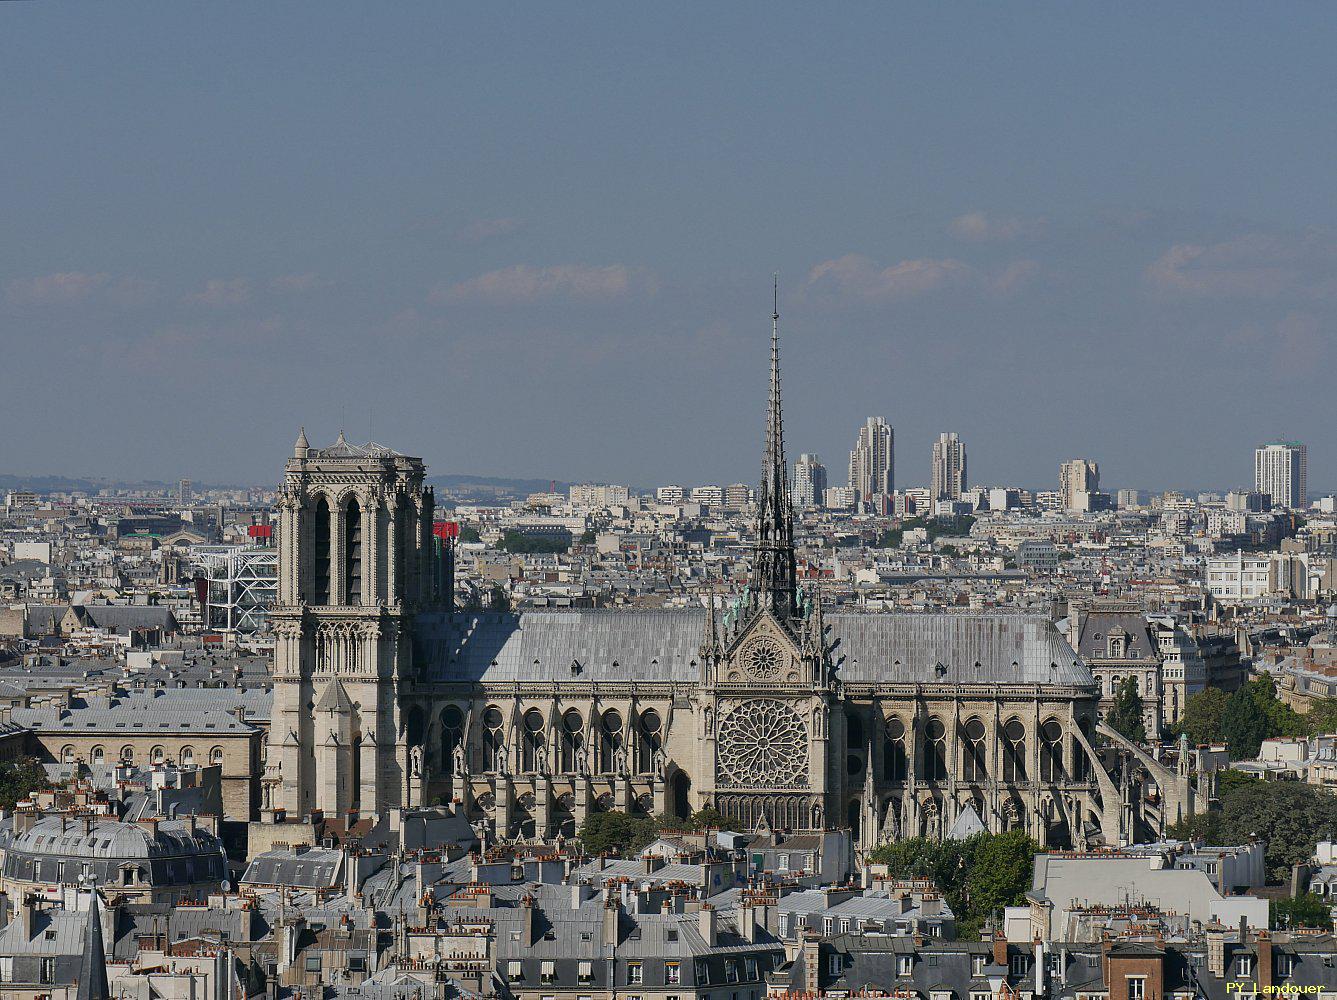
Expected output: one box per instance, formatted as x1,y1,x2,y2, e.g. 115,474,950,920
656,485,685,505
793,453,828,510
848,417,894,508
931,432,967,501
724,483,752,507
823,485,857,509
1116,489,1143,510
569,484,630,507
1059,459,1100,512
1255,441,1307,509
178,479,194,504
690,485,724,507
1226,490,1270,513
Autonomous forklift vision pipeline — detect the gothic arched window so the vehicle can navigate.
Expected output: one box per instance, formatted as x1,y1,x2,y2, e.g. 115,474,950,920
560,709,584,772
923,718,948,782
313,496,331,604
637,709,661,773
1003,718,1027,782
1040,719,1065,782
441,705,464,774
599,709,623,772
884,717,908,781
343,497,363,606
1074,719,1092,780
961,717,987,782
482,707,505,770
522,709,546,772
395,496,412,602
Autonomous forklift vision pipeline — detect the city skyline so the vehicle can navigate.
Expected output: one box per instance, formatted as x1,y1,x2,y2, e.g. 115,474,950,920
4,5,1336,492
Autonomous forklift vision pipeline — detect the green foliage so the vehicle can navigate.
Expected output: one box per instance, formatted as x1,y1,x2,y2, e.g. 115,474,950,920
1221,685,1269,760
498,531,569,554
877,515,976,549
577,810,660,855
577,529,597,545
1207,674,1308,759
1179,688,1229,746
1166,809,1223,844
868,831,1037,939
1272,893,1334,930
1106,677,1147,744
0,758,48,811
1215,769,1260,800
688,807,731,830
1253,674,1308,739
487,583,510,612
1220,780,1337,882
1305,698,1337,737
457,524,482,544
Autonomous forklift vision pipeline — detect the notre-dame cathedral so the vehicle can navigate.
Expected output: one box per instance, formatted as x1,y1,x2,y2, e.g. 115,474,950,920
263,307,1169,851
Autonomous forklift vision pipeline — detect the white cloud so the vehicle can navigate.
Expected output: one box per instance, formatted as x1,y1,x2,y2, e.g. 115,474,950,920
435,263,657,303
1145,233,1337,299
187,278,252,307
949,211,1045,242
803,254,974,301
6,271,110,305
270,273,332,293
458,217,524,243
6,272,159,307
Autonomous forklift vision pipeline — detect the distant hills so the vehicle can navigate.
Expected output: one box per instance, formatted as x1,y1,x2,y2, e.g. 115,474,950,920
428,474,573,503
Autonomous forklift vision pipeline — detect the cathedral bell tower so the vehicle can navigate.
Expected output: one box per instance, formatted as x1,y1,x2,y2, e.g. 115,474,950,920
264,431,448,819
697,283,836,832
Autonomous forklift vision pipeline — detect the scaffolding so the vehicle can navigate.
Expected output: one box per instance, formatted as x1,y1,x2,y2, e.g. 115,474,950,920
195,544,278,634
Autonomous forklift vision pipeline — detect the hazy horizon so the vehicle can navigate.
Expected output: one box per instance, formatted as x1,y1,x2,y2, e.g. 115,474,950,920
4,5,1336,493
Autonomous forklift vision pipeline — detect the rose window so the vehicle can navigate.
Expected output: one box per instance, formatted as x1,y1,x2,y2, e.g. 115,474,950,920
745,638,784,680
717,699,808,787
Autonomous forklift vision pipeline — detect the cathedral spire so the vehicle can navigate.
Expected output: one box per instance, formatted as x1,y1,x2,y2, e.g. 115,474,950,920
747,276,798,622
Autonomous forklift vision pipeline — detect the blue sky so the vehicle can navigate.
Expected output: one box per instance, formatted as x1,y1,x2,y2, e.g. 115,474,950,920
3,4,1336,492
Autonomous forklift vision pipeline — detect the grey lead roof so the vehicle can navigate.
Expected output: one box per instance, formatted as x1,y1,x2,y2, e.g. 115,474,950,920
439,610,1093,686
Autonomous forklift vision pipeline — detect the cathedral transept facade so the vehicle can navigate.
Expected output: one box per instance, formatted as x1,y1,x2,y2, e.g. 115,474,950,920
264,309,1132,850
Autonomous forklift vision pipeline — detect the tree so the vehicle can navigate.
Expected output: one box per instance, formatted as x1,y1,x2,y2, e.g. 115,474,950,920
964,831,1038,929
577,811,659,855
1106,677,1146,744
1306,697,1337,737
1221,686,1269,760
1215,769,1259,800
868,831,1037,941
1217,780,1337,881
1166,809,1223,845
1252,673,1307,739
0,757,47,811
1179,688,1229,746
457,524,482,544
1273,893,1334,930
689,807,731,830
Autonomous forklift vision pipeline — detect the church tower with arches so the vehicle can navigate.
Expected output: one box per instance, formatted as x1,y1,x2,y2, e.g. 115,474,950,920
264,431,450,819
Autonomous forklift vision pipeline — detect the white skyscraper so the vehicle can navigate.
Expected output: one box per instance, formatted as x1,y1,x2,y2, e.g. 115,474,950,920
1255,441,1307,509
793,453,828,510
931,432,967,501
848,417,894,508
1059,459,1100,512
